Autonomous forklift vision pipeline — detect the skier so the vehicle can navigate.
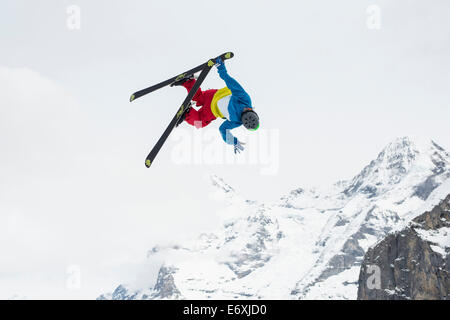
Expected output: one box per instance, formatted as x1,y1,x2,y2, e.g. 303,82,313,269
171,58,259,154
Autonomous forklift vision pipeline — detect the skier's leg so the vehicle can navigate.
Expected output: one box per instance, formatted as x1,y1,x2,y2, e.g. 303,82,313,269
182,79,206,106
184,91,218,129
185,107,216,128
182,82,218,128
184,108,203,128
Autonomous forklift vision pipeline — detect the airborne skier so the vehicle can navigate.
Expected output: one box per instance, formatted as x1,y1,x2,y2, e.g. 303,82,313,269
171,58,259,154
130,52,255,167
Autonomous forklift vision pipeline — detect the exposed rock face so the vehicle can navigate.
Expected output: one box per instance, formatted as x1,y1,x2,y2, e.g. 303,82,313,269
97,266,181,300
358,194,450,300
152,266,182,299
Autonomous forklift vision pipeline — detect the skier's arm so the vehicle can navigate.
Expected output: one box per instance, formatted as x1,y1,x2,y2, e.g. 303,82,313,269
217,63,251,103
219,120,241,145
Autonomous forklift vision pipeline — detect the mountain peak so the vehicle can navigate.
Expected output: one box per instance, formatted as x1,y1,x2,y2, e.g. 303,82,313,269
378,136,435,161
343,137,450,199
374,137,423,173
377,136,449,171
378,136,449,161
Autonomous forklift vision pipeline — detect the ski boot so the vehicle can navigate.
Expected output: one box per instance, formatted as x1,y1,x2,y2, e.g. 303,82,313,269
170,73,196,87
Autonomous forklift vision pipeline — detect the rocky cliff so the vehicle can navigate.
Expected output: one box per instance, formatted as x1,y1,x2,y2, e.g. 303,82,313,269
358,194,449,299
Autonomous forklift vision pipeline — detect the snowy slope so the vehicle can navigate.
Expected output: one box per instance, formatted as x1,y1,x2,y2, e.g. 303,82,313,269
100,137,450,300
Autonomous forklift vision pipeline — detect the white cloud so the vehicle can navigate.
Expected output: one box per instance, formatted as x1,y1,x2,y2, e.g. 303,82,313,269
0,66,224,299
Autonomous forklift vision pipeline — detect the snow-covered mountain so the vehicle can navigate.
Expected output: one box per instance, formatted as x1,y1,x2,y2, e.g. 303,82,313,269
99,137,450,300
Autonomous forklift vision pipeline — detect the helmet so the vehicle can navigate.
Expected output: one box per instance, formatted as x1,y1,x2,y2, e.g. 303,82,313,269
241,109,259,131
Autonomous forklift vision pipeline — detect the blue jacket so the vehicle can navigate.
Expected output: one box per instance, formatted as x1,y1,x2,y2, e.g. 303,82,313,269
217,64,253,145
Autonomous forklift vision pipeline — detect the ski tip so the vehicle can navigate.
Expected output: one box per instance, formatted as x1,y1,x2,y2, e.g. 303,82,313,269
224,52,234,59
130,94,136,102
145,159,152,168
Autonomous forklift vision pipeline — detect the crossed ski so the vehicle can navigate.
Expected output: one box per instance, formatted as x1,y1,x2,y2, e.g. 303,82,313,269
129,52,234,168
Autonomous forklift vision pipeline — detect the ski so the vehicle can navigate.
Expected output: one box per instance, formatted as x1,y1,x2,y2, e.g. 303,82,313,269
144,63,213,168
130,52,234,102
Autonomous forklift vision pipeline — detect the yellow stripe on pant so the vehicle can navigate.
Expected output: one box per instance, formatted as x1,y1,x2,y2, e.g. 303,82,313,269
210,87,232,119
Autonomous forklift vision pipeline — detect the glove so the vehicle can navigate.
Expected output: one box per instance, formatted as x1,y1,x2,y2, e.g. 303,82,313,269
234,140,245,154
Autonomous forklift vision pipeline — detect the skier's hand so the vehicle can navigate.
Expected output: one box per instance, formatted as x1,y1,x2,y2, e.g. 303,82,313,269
234,140,245,154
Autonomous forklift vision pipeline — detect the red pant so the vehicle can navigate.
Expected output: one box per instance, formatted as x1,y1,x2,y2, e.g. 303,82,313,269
183,79,218,128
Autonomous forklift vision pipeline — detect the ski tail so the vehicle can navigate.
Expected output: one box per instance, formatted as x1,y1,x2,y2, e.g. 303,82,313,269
130,64,204,102
130,52,234,103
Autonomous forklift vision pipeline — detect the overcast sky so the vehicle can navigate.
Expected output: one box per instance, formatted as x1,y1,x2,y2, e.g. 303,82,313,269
1,0,449,298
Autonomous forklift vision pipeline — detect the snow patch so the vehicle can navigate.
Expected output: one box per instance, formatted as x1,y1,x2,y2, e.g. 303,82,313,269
416,227,450,257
